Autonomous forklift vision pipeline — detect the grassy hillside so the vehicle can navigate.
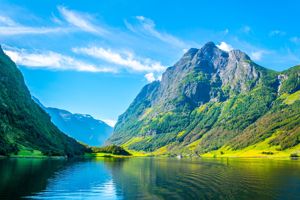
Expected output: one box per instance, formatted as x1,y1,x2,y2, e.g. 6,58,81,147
0,46,86,156
108,43,300,157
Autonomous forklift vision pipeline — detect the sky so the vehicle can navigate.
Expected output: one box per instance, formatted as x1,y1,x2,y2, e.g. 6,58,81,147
0,0,300,126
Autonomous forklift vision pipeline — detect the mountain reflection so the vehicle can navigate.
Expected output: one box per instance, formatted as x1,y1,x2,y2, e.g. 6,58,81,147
1,158,300,200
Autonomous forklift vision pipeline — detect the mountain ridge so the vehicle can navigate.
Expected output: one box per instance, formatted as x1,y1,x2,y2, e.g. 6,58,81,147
33,97,113,147
108,42,300,157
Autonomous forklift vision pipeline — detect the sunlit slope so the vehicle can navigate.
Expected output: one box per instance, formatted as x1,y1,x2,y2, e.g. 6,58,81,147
108,42,300,157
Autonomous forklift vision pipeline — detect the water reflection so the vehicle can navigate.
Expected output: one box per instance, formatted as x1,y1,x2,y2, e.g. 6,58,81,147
26,159,123,200
0,158,68,199
0,157,300,200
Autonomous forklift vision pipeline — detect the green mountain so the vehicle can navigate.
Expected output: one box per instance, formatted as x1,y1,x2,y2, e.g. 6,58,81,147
0,46,86,156
108,42,300,156
33,97,113,147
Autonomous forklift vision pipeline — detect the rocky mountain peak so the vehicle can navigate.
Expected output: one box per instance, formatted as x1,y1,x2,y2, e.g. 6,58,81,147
110,41,300,155
156,42,261,110
200,41,218,53
228,49,250,61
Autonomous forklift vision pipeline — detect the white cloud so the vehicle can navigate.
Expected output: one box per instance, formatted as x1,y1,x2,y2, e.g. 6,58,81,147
217,42,233,52
182,48,188,53
144,72,156,82
157,75,162,81
0,15,17,26
144,72,163,82
0,26,69,35
51,14,64,25
269,30,286,37
73,46,165,72
3,46,115,73
125,16,187,48
0,7,107,36
136,16,145,21
0,15,70,35
250,50,266,61
58,6,107,35
102,119,117,127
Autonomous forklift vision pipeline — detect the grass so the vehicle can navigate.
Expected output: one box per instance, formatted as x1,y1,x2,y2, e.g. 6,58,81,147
283,91,300,105
6,135,299,159
200,135,300,158
121,137,154,157
139,108,153,120
10,149,46,158
122,137,145,148
176,130,186,138
152,145,171,156
187,139,203,151
139,131,300,159
84,153,132,158
196,104,207,113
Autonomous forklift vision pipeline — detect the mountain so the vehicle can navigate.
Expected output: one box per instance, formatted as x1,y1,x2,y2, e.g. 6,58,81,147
108,42,300,156
0,46,86,156
33,97,113,146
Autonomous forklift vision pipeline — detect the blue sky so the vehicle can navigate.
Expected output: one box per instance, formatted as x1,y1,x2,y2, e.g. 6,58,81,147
0,0,300,126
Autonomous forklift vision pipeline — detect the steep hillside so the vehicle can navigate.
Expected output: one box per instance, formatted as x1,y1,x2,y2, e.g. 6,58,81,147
0,46,86,156
33,97,113,147
108,42,300,156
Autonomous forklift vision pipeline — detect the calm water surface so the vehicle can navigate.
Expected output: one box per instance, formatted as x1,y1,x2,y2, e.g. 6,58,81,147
0,157,300,199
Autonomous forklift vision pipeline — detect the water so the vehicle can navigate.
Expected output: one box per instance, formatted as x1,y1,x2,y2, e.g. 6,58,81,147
0,157,300,200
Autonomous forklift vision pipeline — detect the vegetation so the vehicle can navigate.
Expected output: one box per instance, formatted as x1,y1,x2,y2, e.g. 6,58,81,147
262,151,274,155
290,153,299,158
0,47,86,157
91,145,131,156
107,44,300,157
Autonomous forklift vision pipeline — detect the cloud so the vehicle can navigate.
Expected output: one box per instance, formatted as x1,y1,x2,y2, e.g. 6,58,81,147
102,119,117,127
182,48,189,53
0,6,108,36
269,30,286,37
217,42,233,52
250,50,266,61
0,26,69,35
3,46,115,73
58,6,107,35
157,75,162,81
144,72,156,82
73,46,165,72
0,15,69,35
125,16,187,48
144,72,162,82
0,15,17,26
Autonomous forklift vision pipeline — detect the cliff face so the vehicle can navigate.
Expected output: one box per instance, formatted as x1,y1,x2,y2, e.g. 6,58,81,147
156,42,259,109
108,42,300,155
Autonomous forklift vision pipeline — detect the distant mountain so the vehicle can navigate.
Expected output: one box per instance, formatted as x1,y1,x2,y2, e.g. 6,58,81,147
108,42,300,156
33,97,113,146
0,46,86,156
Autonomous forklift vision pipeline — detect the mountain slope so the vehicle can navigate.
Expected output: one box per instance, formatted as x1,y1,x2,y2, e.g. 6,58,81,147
33,98,113,146
108,42,300,156
0,46,86,156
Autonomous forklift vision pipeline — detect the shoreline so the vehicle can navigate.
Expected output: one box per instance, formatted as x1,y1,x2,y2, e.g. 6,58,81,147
1,153,299,160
